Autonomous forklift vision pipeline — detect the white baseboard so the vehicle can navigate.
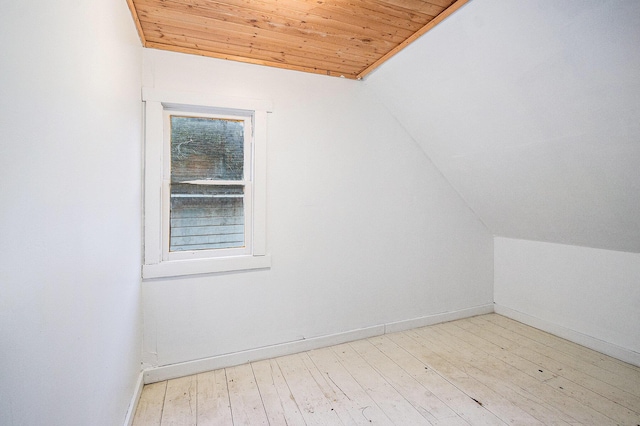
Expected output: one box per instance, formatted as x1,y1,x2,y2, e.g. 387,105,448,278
143,304,494,383
144,324,385,383
384,304,494,334
123,372,144,426
494,304,640,367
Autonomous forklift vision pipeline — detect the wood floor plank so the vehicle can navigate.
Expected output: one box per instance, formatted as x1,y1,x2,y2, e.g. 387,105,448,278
463,317,640,419
370,334,504,425
306,346,394,425
399,329,546,425
480,315,640,395
133,381,167,426
472,318,640,413
351,337,465,425
196,369,232,425
226,363,269,425
251,359,306,425
483,314,640,379
276,353,344,425
426,321,591,425
540,375,640,424
440,320,604,423
441,318,634,425
299,351,391,425
132,314,640,426
331,342,433,425
161,376,197,426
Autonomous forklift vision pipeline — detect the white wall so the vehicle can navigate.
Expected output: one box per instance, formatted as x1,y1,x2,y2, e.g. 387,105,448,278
366,0,640,253
141,49,493,371
366,0,640,366
0,1,142,425
494,237,640,365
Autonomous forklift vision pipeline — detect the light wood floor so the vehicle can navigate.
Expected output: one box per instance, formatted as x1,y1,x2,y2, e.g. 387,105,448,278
133,314,640,425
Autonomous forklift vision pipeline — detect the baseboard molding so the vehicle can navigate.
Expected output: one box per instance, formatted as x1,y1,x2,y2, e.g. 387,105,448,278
144,324,385,383
123,372,144,426
384,304,494,334
494,304,640,367
143,304,494,383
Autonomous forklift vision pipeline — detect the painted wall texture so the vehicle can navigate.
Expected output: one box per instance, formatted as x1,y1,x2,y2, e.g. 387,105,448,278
495,238,640,362
141,48,494,369
0,1,142,424
366,0,640,253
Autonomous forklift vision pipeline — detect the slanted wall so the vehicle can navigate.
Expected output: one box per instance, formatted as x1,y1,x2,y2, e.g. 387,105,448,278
365,0,640,253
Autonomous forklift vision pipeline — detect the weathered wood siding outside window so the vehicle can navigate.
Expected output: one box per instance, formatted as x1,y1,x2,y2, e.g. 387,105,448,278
169,116,245,251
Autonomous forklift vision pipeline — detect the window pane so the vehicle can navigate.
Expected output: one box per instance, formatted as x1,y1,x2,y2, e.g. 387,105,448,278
170,184,244,251
170,116,244,182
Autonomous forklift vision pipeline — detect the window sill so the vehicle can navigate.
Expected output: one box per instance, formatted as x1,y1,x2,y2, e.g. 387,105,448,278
142,255,271,279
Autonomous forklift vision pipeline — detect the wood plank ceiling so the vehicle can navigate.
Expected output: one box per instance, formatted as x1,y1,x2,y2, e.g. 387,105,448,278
127,0,467,80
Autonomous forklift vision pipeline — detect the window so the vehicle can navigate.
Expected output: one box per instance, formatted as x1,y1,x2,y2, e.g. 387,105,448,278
166,111,251,257
142,89,271,278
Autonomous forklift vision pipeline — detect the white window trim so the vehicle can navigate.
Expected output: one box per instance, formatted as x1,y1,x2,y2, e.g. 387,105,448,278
142,88,271,279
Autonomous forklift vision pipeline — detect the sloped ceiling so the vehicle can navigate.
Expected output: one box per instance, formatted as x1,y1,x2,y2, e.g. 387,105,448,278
126,0,467,79
366,0,640,253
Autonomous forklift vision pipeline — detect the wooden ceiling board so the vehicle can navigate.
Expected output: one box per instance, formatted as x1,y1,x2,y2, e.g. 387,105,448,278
135,1,397,53
128,0,468,79
141,22,379,63
135,0,408,48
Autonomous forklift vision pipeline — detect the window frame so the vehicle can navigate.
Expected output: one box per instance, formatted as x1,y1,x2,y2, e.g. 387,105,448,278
163,109,253,260
142,88,271,279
